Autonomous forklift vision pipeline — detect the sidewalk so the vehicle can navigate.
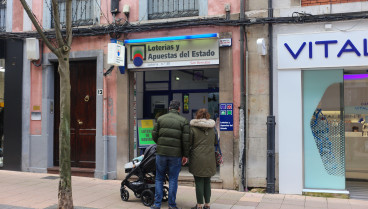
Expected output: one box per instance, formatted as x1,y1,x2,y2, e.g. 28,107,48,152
1,170,368,209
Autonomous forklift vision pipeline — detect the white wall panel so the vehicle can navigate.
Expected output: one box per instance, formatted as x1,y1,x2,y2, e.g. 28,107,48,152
278,70,303,194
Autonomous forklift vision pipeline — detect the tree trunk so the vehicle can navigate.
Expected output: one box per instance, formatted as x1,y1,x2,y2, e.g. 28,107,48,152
57,55,73,209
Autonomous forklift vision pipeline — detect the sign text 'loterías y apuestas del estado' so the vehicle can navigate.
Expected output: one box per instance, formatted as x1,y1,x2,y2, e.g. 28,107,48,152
126,38,219,69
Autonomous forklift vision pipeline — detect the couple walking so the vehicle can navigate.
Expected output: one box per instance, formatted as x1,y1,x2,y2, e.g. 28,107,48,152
151,100,218,209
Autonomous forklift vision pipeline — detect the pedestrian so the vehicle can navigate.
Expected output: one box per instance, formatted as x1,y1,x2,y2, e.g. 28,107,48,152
151,100,190,209
189,108,217,209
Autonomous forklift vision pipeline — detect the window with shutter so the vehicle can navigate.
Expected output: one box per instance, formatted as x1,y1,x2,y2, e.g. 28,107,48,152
148,0,199,20
50,0,96,28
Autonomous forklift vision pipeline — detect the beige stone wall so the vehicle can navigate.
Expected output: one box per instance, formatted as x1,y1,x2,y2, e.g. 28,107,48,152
219,36,236,189
246,24,269,188
116,71,132,179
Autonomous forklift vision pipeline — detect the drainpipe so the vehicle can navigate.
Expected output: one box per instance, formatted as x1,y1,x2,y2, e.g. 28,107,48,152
103,68,110,180
266,0,276,193
239,0,247,192
245,32,249,192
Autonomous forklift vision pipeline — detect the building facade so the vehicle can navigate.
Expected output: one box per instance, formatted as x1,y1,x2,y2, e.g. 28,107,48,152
5,0,368,196
0,0,271,191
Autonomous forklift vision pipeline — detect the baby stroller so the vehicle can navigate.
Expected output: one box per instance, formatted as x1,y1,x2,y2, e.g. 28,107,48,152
120,144,169,206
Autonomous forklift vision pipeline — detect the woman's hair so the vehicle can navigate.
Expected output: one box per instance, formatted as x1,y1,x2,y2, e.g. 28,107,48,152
195,108,210,119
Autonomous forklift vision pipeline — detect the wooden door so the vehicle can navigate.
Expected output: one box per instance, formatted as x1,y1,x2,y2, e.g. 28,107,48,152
54,61,96,168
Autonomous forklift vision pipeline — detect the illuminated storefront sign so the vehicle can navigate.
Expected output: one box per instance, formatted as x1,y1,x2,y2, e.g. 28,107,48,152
278,30,368,69
125,34,219,68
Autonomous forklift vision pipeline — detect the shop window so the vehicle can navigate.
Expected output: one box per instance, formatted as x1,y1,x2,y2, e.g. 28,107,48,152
344,72,368,179
171,69,218,90
50,0,97,28
303,70,345,190
0,1,5,32
144,71,169,91
148,0,199,20
145,71,169,82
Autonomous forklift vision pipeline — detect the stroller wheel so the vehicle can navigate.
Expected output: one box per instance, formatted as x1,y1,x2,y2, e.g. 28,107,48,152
141,189,154,206
162,186,169,202
134,191,141,198
120,187,129,201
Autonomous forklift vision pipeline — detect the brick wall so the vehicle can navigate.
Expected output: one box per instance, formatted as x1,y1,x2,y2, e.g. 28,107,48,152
302,0,368,6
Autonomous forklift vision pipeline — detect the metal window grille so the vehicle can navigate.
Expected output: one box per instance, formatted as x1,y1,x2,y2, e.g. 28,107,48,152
0,1,6,32
148,0,199,20
51,0,94,28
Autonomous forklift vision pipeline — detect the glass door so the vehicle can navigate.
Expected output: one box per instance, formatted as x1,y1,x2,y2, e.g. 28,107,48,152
303,69,345,190
344,72,368,180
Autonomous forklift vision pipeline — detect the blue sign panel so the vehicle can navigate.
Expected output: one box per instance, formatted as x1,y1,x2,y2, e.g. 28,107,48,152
219,103,233,131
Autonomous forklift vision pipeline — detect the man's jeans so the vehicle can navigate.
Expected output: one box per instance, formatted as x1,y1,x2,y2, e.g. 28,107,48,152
153,154,182,208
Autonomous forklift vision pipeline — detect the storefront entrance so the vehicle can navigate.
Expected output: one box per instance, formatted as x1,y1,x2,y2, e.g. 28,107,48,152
344,70,368,199
134,68,219,155
302,69,368,198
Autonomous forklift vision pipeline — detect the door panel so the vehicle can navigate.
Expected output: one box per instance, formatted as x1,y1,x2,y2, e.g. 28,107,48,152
303,69,345,190
54,61,96,168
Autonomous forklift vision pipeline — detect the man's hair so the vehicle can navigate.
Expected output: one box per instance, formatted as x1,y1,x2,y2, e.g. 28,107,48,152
169,100,180,110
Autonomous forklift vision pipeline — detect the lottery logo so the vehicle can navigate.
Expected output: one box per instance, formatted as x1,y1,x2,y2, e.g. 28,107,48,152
133,49,144,67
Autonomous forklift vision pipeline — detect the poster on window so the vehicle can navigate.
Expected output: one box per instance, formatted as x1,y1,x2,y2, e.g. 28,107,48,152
137,119,156,147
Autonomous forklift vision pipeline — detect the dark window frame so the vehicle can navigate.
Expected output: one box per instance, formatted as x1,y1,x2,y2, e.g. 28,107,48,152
148,0,199,20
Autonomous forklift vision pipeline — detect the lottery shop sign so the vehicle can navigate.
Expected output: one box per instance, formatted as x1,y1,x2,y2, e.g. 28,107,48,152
126,38,219,69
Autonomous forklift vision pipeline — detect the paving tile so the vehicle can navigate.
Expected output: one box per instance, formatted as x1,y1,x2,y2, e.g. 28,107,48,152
350,205,368,209
349,199,368,206
282,199,305,206
256,202,282,209
280,204,305,209
240,193,264,202
0,204,27,209
209,203,232,209
305,196,328,208
219,190,246,200
232,206,257,209
326,198,351,209
213,198,238,205
284,194,306,201
236,201,259,207
327,198,349,204
261,194,284,204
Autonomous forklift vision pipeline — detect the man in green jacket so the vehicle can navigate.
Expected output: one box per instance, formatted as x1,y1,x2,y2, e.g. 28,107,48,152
151,100,190,209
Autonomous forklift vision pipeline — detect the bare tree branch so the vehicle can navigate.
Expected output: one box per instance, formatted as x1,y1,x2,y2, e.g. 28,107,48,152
65,0,72,47
19,0,59,56
51,0,65,47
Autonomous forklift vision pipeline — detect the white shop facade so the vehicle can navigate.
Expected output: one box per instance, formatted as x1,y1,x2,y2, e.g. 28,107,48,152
275,22,368,196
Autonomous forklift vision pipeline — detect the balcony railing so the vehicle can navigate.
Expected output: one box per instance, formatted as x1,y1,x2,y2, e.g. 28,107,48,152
51,0,94,28
148,0,199,20
0,1,6,32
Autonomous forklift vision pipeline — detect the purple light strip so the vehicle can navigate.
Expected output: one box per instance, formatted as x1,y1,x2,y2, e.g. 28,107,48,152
344,74,368,80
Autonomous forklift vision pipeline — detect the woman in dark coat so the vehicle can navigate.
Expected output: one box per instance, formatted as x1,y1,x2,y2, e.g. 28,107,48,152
189,108,217,209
